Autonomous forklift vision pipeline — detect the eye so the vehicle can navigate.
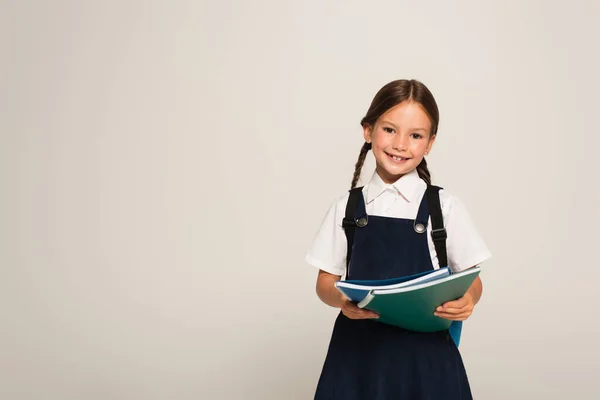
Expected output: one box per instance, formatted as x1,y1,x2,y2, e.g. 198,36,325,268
410,133,423,139
383,127,395,134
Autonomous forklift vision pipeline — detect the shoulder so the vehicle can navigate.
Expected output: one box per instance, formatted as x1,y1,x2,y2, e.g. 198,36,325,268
431,186,478,229
428,185,492,270
416,184,463,219
437,187,462,217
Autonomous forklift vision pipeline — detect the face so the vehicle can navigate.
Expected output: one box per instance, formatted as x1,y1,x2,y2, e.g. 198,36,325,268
364,101,436,184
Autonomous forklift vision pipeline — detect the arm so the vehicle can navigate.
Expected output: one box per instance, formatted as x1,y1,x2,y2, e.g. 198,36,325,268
435,192,491,321
467,275,483,305
434,274,483,321
316,270,379,319
316,269,344,308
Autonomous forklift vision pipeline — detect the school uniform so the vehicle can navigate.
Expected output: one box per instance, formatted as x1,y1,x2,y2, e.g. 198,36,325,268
306,168,491,400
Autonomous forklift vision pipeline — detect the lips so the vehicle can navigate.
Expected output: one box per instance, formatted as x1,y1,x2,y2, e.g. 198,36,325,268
385,152,411,162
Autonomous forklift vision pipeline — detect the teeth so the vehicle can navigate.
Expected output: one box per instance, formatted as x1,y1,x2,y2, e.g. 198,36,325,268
392,156,404,161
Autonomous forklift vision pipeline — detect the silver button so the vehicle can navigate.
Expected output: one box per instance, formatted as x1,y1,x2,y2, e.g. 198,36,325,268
414,223,426,233
356,217,368,227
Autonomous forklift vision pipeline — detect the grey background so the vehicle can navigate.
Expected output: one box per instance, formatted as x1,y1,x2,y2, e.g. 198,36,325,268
2,1,599,399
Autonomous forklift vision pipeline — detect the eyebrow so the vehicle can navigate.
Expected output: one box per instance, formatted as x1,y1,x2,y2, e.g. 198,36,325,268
381,120,428,132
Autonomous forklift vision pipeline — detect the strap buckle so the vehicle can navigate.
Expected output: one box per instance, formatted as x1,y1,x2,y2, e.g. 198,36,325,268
342,216,368,228
342,217,355,228
431,228,447,241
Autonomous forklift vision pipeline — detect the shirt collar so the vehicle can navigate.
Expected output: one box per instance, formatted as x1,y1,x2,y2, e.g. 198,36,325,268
365,168,423,204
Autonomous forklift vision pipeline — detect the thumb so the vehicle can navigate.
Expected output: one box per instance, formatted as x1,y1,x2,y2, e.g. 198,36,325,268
443,296,466,309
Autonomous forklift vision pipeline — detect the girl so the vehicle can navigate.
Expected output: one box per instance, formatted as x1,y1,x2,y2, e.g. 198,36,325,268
305,79,491,399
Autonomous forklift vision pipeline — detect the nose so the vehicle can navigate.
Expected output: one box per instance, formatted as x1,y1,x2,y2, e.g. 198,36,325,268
392,132,409,151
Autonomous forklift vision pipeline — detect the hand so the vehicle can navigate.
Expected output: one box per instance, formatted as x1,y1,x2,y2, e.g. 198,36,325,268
434,292,475,321
340,296,379,320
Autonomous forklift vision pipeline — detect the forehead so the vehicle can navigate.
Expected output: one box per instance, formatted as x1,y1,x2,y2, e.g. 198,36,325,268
379,101,432,130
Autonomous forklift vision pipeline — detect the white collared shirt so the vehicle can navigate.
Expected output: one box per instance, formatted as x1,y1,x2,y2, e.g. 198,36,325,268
305,169,492,276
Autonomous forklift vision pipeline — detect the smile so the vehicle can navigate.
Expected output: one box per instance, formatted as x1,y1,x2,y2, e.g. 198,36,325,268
385,152,411,162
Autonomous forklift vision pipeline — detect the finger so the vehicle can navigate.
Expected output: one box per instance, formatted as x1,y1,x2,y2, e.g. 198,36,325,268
342,303,363,316
342,303,378,319
343,310,378,319
349,308,379,319
434,311,471,321
441,298,468,309
434,314,468,321
435,306,471,314
343,301,361,311
354,304,379,318
345,302,378,316
438,297,474,312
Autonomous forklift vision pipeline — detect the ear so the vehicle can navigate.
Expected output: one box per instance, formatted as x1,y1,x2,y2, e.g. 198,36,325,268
426,133,436,154
363,124,372,143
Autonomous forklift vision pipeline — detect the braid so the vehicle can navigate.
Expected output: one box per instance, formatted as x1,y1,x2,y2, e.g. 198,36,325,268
351,142,371,189
416,157,431,185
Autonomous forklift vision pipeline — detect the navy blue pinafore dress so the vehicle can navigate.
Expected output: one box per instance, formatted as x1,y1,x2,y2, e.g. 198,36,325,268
314,186,472,400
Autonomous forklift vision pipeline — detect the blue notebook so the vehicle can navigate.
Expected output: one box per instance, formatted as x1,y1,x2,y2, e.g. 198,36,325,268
335,267,451,303
334,266,469,346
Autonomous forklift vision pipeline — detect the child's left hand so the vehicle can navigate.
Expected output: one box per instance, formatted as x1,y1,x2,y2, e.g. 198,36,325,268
434,292,475,321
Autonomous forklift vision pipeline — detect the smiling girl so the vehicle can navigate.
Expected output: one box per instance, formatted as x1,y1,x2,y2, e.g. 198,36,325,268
306,79,491,399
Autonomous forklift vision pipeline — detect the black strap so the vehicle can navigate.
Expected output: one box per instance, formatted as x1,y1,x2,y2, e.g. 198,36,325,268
341,185,448,276
426,185,449,269
342,187,363,276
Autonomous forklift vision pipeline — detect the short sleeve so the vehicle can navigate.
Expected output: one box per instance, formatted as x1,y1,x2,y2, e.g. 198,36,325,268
442,192,492,272
304,195,348,276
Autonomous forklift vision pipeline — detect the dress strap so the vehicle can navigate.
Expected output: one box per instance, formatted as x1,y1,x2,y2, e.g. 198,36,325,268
425,185,463,346
426,185,448,269
414,191,430,231
342,187,367,275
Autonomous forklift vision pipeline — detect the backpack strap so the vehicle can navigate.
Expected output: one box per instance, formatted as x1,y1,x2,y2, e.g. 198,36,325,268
426,185,449,270
427,185,462,346
341,187,365,277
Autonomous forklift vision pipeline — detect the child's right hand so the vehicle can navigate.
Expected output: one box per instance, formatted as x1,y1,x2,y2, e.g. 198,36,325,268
340,297,379,319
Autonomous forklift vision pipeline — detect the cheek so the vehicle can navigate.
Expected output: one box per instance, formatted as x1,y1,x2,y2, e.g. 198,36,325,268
372,133,390,148
411,140,429,154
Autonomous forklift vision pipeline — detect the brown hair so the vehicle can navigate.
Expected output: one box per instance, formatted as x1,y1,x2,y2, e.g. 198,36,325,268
351,79,440,188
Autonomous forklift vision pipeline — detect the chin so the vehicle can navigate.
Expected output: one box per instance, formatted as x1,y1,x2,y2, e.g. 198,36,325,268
378,162,418,182
386,160,419,173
